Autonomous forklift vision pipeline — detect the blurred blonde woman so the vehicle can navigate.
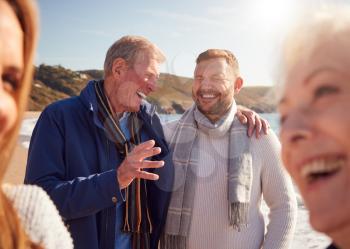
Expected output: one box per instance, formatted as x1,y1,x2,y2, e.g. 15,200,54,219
278,5,350,249
0,0,73,248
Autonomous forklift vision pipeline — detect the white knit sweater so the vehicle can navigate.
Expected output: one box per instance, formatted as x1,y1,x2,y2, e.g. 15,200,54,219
3,184,73,249
162,107,297,249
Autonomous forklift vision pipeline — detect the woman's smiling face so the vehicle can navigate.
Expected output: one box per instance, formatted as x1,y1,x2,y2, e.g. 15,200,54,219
278,36,350,236
0,1,23,142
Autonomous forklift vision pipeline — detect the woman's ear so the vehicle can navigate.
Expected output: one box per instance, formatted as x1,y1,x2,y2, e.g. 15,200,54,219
111,58,127,79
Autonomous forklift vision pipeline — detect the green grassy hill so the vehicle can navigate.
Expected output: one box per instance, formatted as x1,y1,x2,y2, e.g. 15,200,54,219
29,64,276,113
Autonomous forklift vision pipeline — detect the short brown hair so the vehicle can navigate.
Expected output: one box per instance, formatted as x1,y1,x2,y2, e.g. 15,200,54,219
104,35,166,76
196,49,240,74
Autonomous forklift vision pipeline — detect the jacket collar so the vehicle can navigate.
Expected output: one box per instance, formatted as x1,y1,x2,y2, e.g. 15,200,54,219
79,80,167,154
80,79,156,116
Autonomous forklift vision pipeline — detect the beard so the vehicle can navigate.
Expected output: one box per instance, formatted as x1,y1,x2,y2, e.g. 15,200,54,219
192,88,233,119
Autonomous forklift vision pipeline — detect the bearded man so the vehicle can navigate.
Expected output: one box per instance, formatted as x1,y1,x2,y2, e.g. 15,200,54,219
161,49,297,249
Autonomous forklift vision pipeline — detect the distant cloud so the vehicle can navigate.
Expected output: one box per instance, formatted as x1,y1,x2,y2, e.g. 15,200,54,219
206,6,242,16
137,9,225,27
201,5,252,34
79,29,115,38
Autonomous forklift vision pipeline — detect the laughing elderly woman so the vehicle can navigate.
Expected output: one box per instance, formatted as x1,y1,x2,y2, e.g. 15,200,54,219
277,5,350,249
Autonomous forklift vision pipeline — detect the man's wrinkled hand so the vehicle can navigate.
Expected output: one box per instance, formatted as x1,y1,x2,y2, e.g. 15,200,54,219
236,106,270,138
117,140,164,189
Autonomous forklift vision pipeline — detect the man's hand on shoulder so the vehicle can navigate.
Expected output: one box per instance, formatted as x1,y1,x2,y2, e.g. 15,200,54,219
236,105,270,138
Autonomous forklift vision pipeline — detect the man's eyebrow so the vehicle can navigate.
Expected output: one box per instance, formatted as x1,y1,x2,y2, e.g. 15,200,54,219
211,73,225,78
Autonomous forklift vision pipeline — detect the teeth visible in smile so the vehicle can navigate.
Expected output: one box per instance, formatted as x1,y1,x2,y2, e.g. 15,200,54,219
137,91,146,99
301,158,345,180
201,94,216,99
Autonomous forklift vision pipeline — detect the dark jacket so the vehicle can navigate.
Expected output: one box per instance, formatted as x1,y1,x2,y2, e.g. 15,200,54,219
25,81,174,249
326,243,340,249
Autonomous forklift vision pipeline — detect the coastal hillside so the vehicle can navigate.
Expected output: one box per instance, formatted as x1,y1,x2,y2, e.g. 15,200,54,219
29,64,276,113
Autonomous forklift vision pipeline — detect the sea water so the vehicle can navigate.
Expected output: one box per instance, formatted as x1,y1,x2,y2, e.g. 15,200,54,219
20,113,280,149
159,113,280,134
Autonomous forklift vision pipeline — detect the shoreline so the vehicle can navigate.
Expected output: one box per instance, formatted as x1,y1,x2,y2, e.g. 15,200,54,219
4,111,41,184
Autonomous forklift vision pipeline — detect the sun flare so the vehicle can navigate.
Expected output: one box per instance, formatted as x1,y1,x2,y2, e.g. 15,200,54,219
251,0,299,31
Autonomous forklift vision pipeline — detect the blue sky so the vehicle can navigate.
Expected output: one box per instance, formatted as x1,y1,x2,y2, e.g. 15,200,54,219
36,0,349,86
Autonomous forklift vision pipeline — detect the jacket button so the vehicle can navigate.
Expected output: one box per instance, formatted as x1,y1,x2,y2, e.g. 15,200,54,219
112,196,117,203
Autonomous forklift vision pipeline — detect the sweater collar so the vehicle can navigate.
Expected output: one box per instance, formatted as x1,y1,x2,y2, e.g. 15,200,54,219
194,100,237,137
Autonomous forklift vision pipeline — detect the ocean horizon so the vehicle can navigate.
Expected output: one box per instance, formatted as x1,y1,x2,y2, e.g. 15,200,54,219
20,113,280,149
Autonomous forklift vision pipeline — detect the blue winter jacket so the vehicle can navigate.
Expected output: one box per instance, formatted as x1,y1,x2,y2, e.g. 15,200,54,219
25,81,174,249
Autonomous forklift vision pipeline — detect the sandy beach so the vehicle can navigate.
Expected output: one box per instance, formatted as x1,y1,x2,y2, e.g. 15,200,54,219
4,111,331,248
4,112,39,184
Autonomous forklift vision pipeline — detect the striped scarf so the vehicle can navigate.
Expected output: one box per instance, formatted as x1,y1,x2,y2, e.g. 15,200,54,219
161,104,252,249
94,80,152,249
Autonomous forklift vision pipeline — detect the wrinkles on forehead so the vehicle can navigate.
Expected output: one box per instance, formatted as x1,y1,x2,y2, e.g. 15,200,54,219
133,54,160,79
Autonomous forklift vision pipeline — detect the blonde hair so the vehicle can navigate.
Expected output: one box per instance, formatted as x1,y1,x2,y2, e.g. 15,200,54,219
195,49,240,75
277,4,350,99
0,0,39,248
103,35,166,76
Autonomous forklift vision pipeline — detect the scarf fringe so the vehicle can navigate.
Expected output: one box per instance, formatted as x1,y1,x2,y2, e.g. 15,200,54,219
94,80,151,249
160,235,187,249
229,202,249,231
